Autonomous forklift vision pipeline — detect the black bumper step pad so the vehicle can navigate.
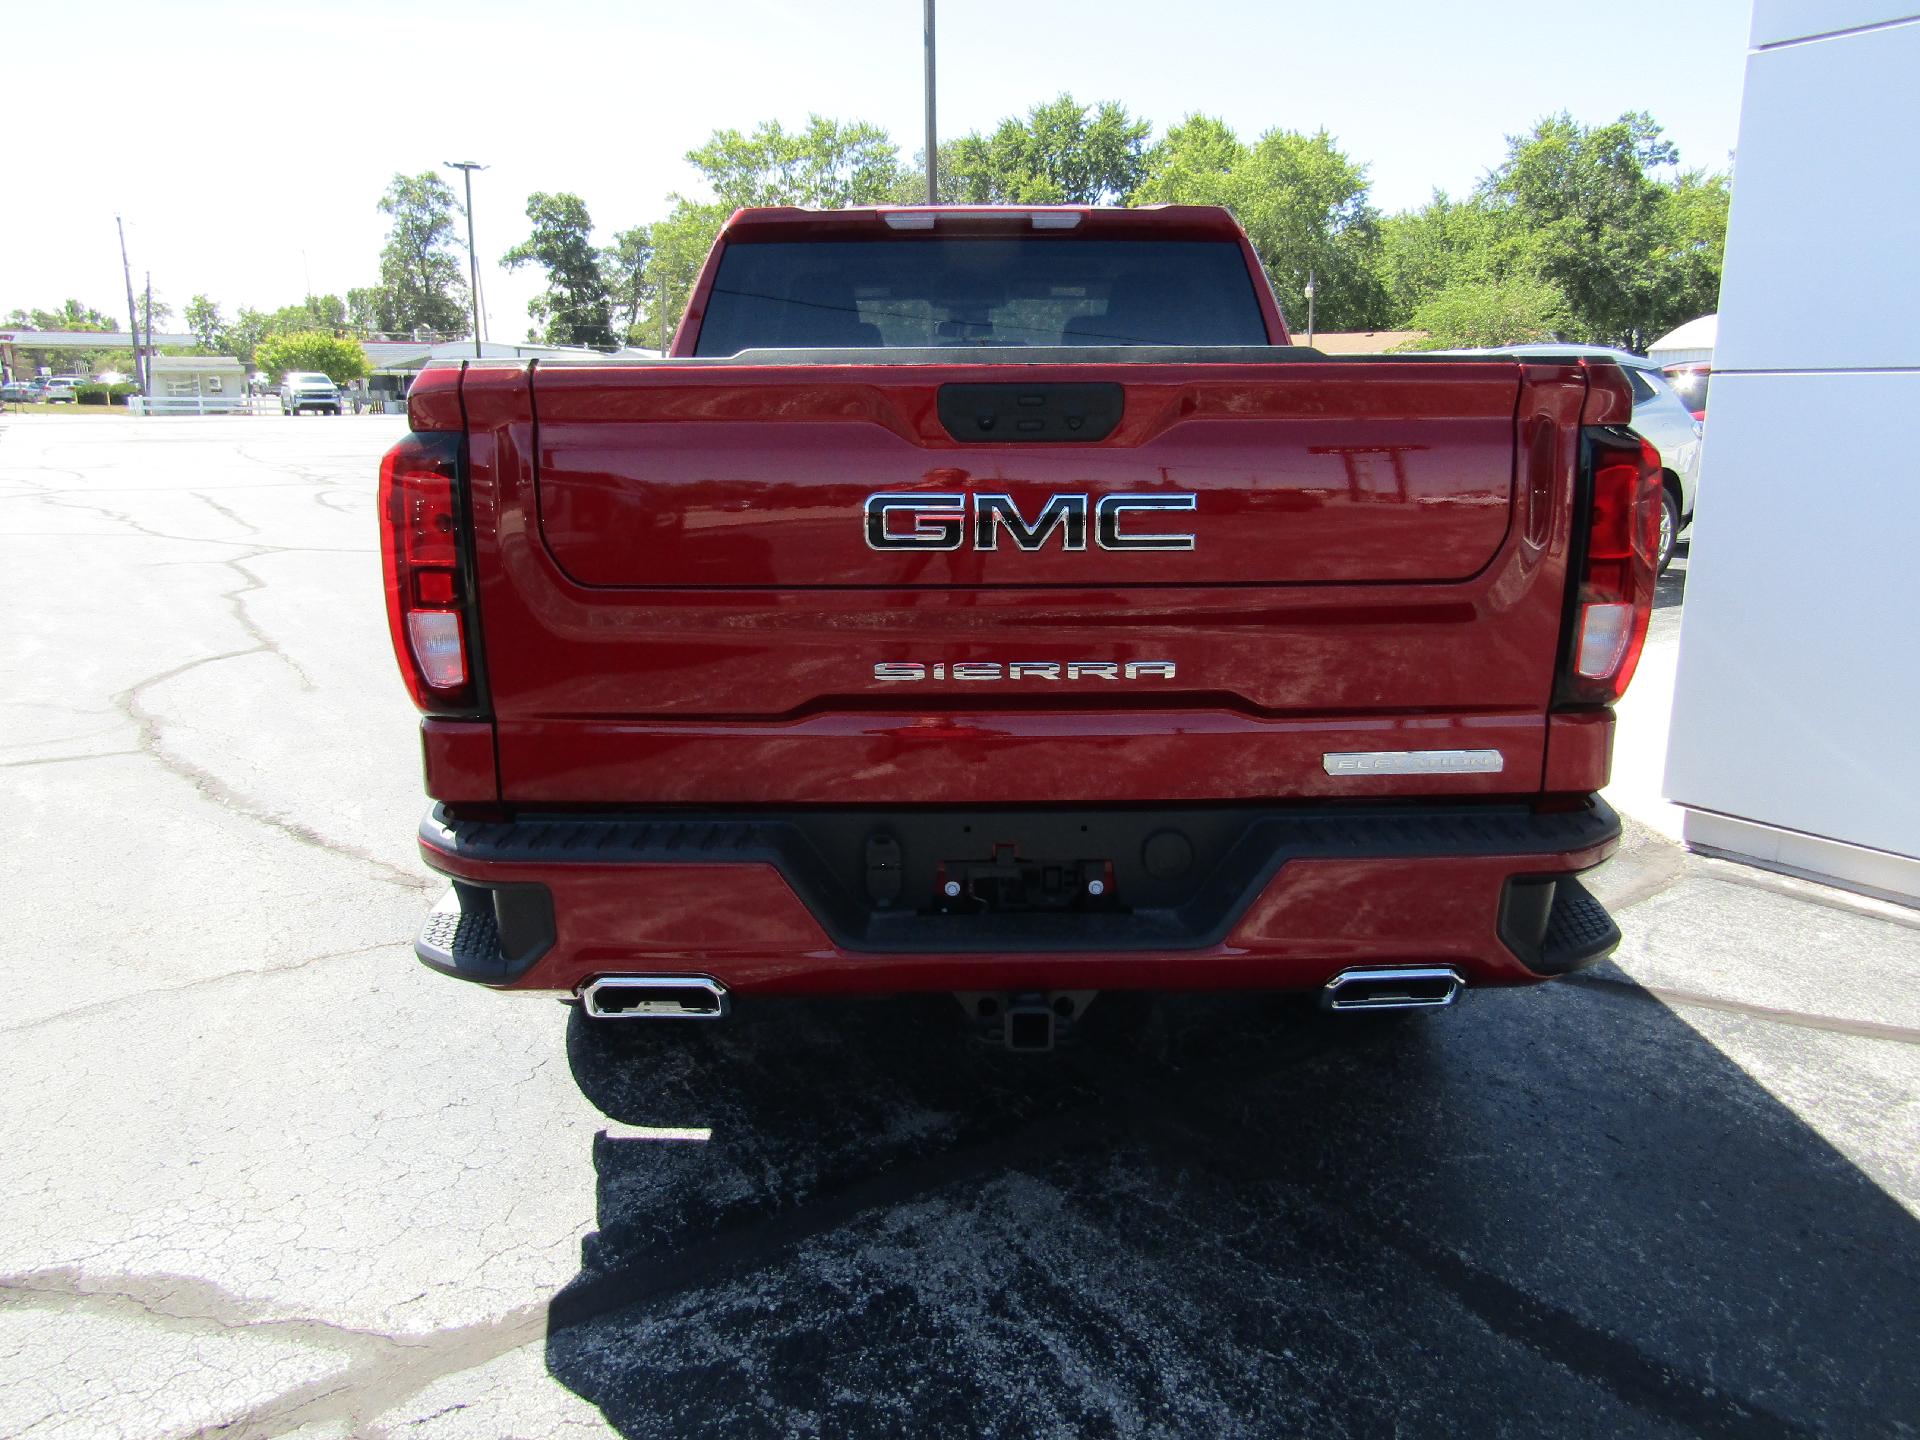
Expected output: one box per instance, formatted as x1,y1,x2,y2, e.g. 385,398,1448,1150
1498,872,1623,976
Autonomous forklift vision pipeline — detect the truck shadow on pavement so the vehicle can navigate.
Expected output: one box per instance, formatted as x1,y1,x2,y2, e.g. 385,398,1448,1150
545,981,1916,1439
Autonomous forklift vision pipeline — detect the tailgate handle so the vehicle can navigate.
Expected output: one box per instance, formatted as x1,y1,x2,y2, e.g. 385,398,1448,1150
938,383,1123,443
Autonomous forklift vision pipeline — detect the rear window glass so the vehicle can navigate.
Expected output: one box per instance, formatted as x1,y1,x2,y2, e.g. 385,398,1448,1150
692,238,1270,355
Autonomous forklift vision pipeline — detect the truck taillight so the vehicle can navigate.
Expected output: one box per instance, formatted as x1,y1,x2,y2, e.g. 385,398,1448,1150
378,432,476,712
1557,429,1661,707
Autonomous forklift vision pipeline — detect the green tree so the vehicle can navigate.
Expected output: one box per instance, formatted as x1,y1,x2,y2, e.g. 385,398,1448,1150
1486,111,1723,349
602,224,656,339
266,294,348,335
1129,114,1244,205
6,299,117,330
1,300,120,377
346,286,391,336
254,331,369,384
225,308,271,369
944,95,1149,204
1658,167,1732,331
1376,193,1516,323
184,295,225,352
1398,276,1571,349
376,172,470,335
135,292,173,335
1135,118,1388,331
640,200,728,350
687,115,904,208
502,191,615,347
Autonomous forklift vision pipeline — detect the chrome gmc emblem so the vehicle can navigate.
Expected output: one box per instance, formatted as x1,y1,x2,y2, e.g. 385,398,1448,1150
864,491,1197,552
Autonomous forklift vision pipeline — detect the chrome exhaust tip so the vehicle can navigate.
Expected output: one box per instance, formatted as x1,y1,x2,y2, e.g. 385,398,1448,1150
580,976,730,1020
1320,966,1464,1013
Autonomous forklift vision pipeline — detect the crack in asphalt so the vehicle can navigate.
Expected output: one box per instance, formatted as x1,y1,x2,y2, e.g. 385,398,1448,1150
115,647,428,893
212,548,317,691
13,450,414,888
1694,857,1920,932
0,749,143,770
26,489,271,549
0,939,406,1037
0,1267,408,1352
0,1266,551,1440
194,491,263,537
1560,970,1920,1045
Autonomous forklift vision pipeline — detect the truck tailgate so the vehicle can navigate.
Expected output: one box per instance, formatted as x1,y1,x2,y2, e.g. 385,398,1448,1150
531,363,1518,587
458,357,1593,805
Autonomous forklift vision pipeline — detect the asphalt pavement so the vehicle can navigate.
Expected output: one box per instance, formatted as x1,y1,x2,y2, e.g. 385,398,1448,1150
1,414,1915,1439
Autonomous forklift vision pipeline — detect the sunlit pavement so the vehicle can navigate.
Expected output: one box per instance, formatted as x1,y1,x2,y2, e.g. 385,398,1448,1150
2,415,1914,1438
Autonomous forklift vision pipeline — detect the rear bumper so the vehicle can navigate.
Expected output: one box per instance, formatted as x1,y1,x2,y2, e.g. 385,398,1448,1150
413,799,1622,997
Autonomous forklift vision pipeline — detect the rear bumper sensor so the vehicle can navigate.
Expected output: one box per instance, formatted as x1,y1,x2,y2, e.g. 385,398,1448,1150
419,799,1620,958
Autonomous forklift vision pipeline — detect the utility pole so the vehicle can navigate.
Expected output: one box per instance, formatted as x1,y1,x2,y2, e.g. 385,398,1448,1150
144,272,154,386
1304,269,1316,347
116,216,144,394
923,0,938,204
445,161,488,357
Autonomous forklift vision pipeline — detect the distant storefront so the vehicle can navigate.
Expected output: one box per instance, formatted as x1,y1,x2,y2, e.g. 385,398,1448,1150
135,355,248,413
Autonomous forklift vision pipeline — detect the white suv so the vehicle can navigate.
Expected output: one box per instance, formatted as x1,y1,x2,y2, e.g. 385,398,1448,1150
278,372,341,416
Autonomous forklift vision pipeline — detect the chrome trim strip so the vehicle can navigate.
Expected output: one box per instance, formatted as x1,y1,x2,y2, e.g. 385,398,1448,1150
1322,749,1505,776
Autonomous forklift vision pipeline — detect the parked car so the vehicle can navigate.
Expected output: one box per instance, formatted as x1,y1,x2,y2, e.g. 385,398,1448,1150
1442,343,1702,572
1,378,42,403
1663,362,1711,421
40,378,81,403
279,372,342,415
379,203,1664,1050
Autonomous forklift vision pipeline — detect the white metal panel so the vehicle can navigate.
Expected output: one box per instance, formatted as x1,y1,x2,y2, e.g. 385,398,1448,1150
1715,18,1920,373
1664,369,1920,862
1750,0,1918,47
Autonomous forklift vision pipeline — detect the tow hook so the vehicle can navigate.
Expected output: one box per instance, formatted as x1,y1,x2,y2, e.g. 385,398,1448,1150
955,991,1098,1051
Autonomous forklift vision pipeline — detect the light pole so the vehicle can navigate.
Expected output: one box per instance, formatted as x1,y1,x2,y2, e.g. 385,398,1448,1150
923,0,938,204
115,216,144,395
445,161,487,357
1303,270,1316,347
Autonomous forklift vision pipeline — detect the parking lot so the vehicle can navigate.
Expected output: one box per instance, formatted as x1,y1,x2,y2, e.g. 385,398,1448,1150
2,414,1916,1438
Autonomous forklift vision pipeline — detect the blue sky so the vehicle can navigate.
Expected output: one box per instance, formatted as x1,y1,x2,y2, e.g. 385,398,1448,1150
5,0,1752,338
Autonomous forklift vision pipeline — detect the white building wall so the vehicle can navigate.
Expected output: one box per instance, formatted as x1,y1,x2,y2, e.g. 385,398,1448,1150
1663,6,1920,900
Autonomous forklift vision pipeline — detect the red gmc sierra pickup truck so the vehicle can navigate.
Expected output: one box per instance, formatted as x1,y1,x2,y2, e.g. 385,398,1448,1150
378,203,1657,1049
